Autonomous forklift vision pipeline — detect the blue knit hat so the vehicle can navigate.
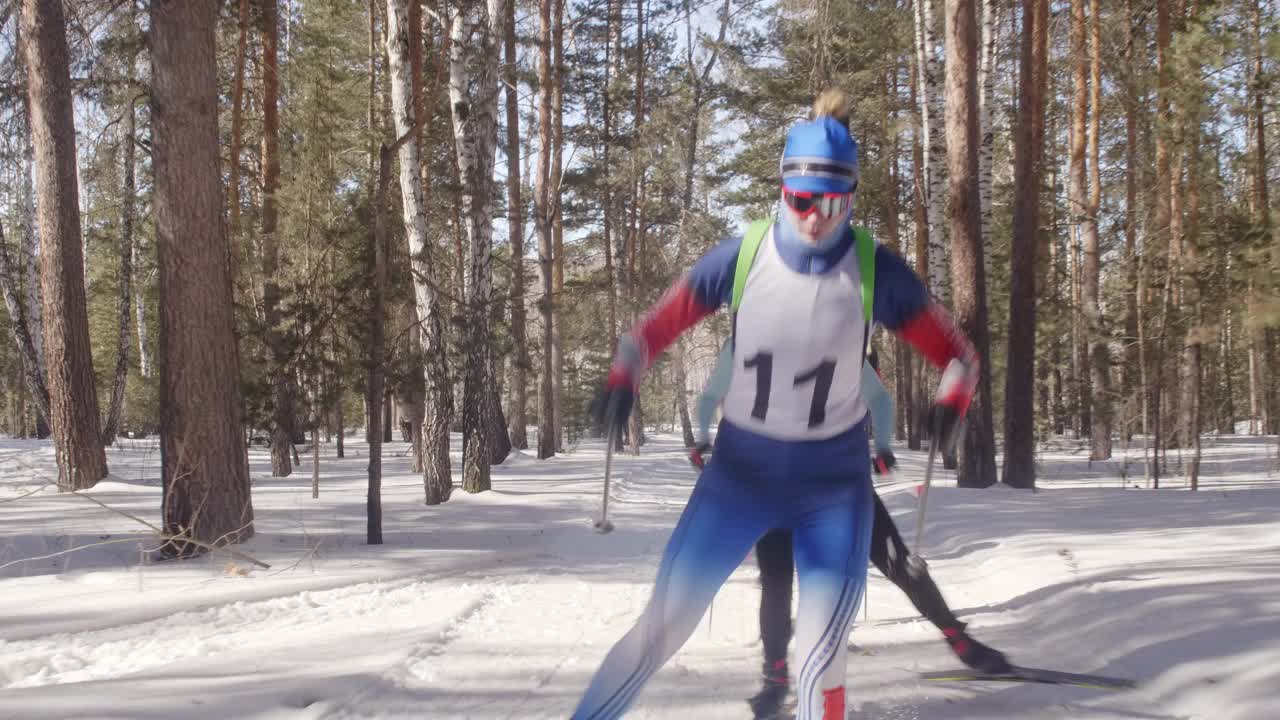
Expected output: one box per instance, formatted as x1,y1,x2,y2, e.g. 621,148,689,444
780,115,859,194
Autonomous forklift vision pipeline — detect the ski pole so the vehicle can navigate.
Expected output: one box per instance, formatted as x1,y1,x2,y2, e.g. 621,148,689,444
913,437,939,556
594,412,617,534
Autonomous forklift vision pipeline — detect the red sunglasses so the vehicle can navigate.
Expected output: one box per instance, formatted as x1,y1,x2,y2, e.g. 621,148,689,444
781,186,855,219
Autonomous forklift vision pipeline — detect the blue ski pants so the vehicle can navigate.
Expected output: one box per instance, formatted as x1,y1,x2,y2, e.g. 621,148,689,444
571,420,874,720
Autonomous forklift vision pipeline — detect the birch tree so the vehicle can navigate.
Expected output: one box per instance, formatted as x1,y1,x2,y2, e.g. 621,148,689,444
386,0,452,504
977,0,999,277
914,0,948,297
15,19,46,410
0,225,50,428
448,0,506,491
503,0,529,451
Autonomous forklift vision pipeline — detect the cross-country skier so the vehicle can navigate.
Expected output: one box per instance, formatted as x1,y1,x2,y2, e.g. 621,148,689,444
692,340,1012,719
573,89,980,720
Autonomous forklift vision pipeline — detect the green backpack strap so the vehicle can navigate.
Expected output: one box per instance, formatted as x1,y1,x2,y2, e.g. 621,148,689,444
732,221,875,320
731,219,772,312
853,226,876,323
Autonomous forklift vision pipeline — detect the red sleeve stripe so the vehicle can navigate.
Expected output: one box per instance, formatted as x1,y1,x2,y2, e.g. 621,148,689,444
632,279,716,367
898,303,977,370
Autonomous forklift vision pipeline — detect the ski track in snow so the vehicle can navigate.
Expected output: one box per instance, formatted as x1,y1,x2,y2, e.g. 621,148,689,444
0,575,476,690
3,434,1280,719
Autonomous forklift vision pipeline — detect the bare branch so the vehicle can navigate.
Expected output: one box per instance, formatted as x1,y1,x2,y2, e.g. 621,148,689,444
12,457,272,570
0,537,161,573
0,484,48,504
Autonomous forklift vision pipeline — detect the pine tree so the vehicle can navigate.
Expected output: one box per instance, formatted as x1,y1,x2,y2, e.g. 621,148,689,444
503,0,529,451
1002,0,1047,489
21,0,108,490
945,0,996,488
536,0,556,460
150,0,254,554
260,0,296,478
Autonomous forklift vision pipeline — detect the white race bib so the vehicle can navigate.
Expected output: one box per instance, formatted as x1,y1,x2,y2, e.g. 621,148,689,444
722,227,869,441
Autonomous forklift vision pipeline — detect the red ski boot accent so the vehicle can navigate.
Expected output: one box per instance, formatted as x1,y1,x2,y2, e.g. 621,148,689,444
822,686,845,720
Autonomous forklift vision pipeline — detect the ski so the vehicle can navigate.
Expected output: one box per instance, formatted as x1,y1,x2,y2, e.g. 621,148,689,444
920,665,1137,690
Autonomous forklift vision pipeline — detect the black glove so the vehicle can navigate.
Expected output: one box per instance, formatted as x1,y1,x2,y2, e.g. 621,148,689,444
929,403,965,454
689,441,711,469
930,359,977,454
872,448,896,475
591,384,635,438
592,335,643,436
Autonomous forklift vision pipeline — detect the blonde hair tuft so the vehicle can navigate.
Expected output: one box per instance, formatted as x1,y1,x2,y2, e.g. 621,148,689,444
811,89,852,127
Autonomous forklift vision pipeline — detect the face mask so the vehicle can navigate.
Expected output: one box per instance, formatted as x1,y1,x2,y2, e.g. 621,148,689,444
778,198,853,252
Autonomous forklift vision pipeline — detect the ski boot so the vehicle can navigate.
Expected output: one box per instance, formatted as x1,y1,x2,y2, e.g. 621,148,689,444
748,659,791,719
943,624,1013,674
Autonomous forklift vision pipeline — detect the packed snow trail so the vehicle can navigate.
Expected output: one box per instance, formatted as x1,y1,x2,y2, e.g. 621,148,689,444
1,434,1279,719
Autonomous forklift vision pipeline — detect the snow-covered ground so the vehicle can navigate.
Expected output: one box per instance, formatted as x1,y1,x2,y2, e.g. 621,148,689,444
1,431,1278,719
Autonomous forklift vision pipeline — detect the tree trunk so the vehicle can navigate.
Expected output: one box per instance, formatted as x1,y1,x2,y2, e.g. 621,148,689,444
488,386,511,462
1068,227,1088,438
368,137,403,545
335,387,345,457
1182,145,1202,489
603,0,620,360
1070,0,1108,458
882,66,908,443
386,0,452,504
945,0,995,488
1085,0,1111,460
14,21,47,413
260,0,293,477
1149,0,1172,455
1166,125,1184,450
536,0,556,459
22,0,108,490
15,371,29,438
1180,2,1205,487
103,93,137,446
383,388,393,443
1246,0,1270,436
3,30,46,427
625,0,649,457
550,0,566,452
1221,308,1236,434
503,0,529,451
977,0,998,282
1123,0,1139,439
909,53,926,451
228,0,249,269
0,226,51,427
674,344,695,447
670,0,730,448
15,37,48,429
151,0,254,555
915,0,949,299
1046,106,1066,438
404,304,426,471
449,2,504,493
1068,0,1086,441
1002,0,1047,489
